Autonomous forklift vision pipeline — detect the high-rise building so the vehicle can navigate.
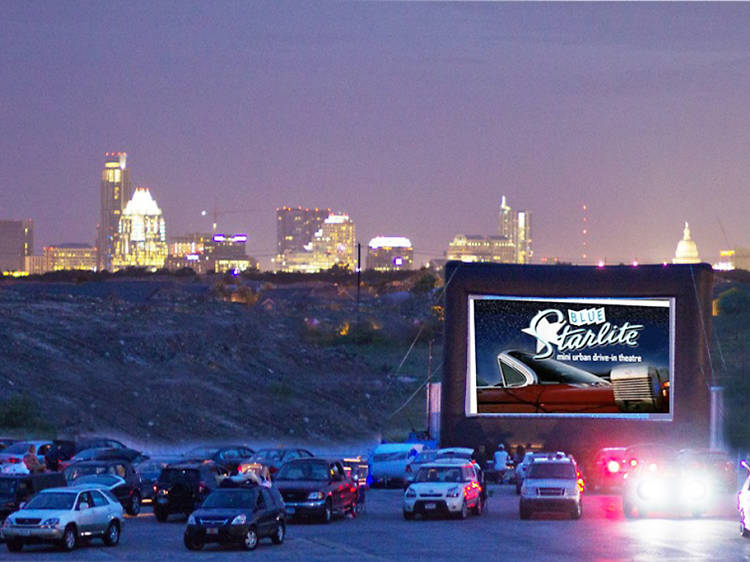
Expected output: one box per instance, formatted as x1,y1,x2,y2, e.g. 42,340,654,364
275,206,330,272
112,187,167,271
446,234,515,263
367,237,414,271
97,152,132,271
310,214,356,271
497,196,532,264
44,244,97,271
0,219,33,272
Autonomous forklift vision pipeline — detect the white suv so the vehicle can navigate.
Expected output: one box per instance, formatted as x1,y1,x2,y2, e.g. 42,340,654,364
403,460,483,520
519,455,582,520
1,485,124,552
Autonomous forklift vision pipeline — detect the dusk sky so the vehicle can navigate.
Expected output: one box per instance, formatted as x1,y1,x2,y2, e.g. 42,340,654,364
3,2,750,268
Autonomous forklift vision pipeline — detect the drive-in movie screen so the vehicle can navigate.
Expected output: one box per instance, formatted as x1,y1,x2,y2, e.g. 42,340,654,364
467,296,674,419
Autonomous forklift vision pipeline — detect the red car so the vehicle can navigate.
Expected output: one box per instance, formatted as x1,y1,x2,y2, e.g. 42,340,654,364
587,447,628,492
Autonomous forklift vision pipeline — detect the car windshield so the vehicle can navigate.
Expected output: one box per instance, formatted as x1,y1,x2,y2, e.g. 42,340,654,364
415,467,464,483
527,463,577,479
73,474,122,487
202,490,256,509
25,492,76,510
507,351,610,386
414,451,437,463
0,478,17,495
276,462,329,481
158,468,200,486
185,447,218,459
373,452,409,462
254,450,283,462
65,465,110,481
2,442,35,455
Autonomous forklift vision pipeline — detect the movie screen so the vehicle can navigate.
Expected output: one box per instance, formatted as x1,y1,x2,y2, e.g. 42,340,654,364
467,296,673,419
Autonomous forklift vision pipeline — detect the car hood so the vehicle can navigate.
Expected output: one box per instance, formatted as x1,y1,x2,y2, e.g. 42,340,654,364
8,508,70,520
275,480,330,492
408,482,460,494
192,507,250,521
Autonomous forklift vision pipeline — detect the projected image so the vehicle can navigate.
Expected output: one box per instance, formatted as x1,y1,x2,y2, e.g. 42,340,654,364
467,296,673,419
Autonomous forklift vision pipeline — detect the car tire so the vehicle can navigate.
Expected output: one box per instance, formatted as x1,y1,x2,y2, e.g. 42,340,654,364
60,524,77,551
271,522,285,545
472,498,484,516
6,539,23,552
403,510,414,520
321,500,333,524
126,492,141,516
184,533,204,550
241,526,259,551
519,500,531,520
103,521,120,546
154,507,168,522
572,502,582,520
455,500,468,520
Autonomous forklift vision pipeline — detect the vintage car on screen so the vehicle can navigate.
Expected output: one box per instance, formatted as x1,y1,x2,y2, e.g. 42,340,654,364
476,351,668,414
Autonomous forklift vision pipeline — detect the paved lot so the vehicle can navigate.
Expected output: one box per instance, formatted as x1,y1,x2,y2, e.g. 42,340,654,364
1,485,748,561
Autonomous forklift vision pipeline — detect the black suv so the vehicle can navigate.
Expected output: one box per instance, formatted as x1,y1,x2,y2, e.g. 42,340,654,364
154,462,223,522
63,459,142,515
275,458,358,523
0,472,67,522
184,485,286,551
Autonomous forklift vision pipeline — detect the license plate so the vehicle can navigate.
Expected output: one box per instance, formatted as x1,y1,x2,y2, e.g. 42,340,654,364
424,503,437,510
286,506,295,514
19,529,30,536
206,527,218,535
157,497,168,504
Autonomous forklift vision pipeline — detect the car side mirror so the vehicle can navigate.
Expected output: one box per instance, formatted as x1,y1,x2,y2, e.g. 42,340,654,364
78,502,89,511
19,502,26,509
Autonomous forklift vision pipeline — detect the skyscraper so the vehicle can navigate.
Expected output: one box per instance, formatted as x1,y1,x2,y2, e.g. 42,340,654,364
97,152,132,271
0,219,33,272
497,196,532,264
310,214,356,271
112,188,167,271
275,206,330,272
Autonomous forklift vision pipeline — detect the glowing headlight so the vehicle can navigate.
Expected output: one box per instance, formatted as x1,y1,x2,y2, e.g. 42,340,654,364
607,460,620,473
40,518,60,528
405,488,416,498
307,491,325,501
446,487,460,498
231,514,247,525
637,479,663,501
682,480,707,500
566,487,579,496
187,514,196,525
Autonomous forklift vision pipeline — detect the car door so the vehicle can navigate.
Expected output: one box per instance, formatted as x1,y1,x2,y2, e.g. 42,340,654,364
329,462,348,512
89,490,110,534
75,491,97,534
257,488,277,537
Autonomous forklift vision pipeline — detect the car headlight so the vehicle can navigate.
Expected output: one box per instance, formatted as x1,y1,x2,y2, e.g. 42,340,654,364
231,514,247,525
682,480,707,500
3,518,13,527
40,518,60,528
187,514,196,525
566,487,579,496
307,491,325,501
521,486,535,496
447,487,460,498
405,487,416,498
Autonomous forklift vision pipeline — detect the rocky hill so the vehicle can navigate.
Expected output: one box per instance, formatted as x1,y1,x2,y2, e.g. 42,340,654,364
0,277,441,448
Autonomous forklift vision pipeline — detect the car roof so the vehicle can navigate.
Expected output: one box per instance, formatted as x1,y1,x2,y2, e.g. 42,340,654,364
436,447,473,455
530,456,574,464
373,443,424,453
420,460,474,469
68,459,131,467
38,487,79,494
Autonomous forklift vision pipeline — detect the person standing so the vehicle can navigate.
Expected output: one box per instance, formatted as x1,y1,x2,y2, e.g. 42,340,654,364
23,444,44,473
493,444,509,483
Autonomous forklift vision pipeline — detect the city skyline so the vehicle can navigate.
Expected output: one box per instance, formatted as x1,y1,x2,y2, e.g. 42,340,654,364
3,3,750,268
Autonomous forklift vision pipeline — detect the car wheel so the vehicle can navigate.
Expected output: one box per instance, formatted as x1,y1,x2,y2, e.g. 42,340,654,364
472,497,484,516
347,500,358,518
60,524,77,551
154,507,168,522
103,521,120,546
127,492,141,516
6,539,23,552
321,500,333,524
403,510,414,520
271,522,285,545
741,511,750,538
184,533,204,551
454,500,468,520
572,502,582,520
241,526,259,551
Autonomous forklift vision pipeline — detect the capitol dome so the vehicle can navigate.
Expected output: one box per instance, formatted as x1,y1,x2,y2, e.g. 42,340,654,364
672,222,701,264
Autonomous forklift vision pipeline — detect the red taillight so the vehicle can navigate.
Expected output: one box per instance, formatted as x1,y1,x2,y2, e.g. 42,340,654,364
577,477,585,492
8,458,19,464
606,460,620,473
153,484,157,493
198,481,207,493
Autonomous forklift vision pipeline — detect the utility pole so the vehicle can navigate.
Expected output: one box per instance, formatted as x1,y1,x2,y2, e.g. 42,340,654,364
426,339,433,439
356,242,361,340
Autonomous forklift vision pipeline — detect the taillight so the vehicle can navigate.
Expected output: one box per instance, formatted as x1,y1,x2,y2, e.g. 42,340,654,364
198,481,207,493
606,460,620,473
8,458,19,464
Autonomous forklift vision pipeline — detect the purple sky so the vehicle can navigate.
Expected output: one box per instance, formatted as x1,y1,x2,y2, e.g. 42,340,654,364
2,2,750,268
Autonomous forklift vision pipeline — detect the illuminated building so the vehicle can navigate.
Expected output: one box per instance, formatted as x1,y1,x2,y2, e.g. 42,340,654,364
97,152,132,271
276,206,330,272
714,248,750,271
168,233,212,258
498,196,532,264
446,234,515,263
310,214,356,271
208,233,258,273
0,219,33,273
44,244,97,271
112,187,167,271
672,222,701,264
25,255,46,275
367,236,414,271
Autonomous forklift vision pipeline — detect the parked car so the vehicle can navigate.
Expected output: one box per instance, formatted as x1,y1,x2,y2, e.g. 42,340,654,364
403,460,484,520
0,472,67,522
515,452,561,494
1,485,124,552
587,447,628,492
519,454,583,520
63,460,142,516
369,443,425,487
405,450,438,481
183,485,286,551
248,448,314,478
0,440,18,453
0,441,55,467
622,454,715,518
135,457,179,504
62,447,146,468
183,446,255,475
677,448,736,492
153,462,224,522
46,438,128,471
275,458,358,523
738,460,750,538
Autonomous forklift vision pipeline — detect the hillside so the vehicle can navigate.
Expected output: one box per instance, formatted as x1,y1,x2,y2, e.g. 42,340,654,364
0,277,441,446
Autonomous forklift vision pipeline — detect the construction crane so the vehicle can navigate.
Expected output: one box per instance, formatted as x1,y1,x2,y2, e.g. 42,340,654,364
200,206,258,234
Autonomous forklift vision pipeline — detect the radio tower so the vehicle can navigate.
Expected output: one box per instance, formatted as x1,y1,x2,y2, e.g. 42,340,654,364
581,203,589,264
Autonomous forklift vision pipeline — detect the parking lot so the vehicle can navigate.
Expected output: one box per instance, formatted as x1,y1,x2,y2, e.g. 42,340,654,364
1,485,747,560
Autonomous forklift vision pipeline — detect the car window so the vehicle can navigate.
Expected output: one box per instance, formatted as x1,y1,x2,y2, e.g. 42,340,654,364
527,463,576,480
114,464,126,478
77,491,94,509
37,444,52,455
462,467,474,481
91,490,108,507
501,362,528,387
260,488,273,509
101,489,119,504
